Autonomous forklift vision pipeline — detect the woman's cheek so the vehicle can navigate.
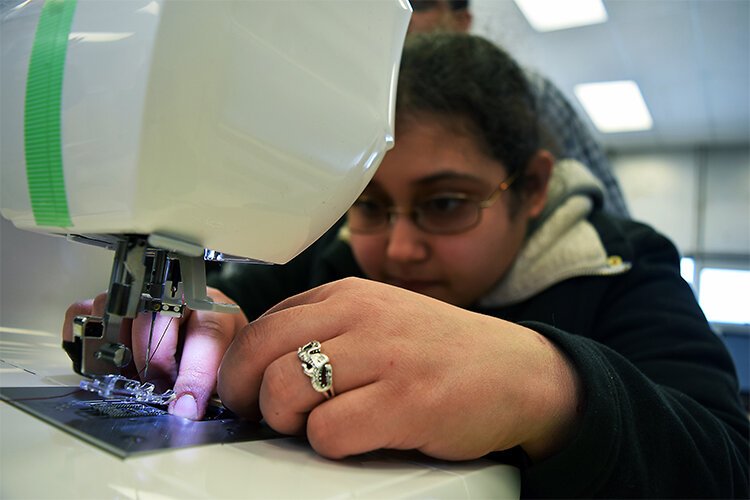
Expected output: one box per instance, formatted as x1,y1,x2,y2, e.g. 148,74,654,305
350,237,384,279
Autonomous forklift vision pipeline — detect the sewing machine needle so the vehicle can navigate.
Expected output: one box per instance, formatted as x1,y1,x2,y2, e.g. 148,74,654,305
144,311,157,378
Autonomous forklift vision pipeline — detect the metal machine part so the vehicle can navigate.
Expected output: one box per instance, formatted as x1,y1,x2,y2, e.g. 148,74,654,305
72,233,241,378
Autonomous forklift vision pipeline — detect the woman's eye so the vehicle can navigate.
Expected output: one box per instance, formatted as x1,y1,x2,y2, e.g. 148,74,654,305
353,199,385,217
422,196,470,215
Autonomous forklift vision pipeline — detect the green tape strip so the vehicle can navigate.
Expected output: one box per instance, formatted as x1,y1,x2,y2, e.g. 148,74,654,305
24,0,77,227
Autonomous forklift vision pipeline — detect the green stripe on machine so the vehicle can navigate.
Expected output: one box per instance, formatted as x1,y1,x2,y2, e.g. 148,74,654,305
24,0,77,227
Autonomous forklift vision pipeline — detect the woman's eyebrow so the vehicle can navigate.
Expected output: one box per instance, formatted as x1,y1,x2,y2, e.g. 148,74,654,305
412,171,486,187
364,171,489,192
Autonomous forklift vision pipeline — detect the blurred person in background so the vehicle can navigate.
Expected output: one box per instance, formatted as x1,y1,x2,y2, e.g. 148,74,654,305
409,0,631,217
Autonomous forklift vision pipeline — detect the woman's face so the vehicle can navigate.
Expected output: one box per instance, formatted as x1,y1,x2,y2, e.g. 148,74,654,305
349,119,540,307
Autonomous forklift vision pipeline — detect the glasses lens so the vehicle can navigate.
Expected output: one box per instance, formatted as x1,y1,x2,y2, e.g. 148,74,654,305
417,196,479,233
348,199,387,233
348,195,483,234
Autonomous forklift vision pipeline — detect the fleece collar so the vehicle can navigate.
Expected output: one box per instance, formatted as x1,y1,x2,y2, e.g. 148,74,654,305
478,160,631,308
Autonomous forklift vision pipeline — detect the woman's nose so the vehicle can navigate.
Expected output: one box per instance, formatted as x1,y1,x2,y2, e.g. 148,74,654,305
385,215,429,263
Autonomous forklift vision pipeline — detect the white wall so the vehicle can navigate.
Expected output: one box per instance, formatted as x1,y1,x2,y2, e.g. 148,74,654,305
702,149,750,255
0,217,112,333
612,146,750,258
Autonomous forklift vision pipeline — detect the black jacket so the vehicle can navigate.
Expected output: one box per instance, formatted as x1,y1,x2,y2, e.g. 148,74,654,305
210,212,749,498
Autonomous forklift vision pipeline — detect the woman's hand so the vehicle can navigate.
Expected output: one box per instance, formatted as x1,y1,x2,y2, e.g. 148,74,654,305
63,287,247,420
218,277,581,461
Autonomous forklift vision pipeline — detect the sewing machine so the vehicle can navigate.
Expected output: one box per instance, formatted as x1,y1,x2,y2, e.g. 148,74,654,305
0,1,519,497
2,0,409,380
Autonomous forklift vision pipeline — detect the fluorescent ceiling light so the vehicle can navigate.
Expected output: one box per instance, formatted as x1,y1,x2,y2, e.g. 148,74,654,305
574,80,653,133
513,0,608,32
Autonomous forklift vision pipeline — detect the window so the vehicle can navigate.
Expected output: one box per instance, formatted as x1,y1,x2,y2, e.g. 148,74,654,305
698,268,750,325
680,257,695,288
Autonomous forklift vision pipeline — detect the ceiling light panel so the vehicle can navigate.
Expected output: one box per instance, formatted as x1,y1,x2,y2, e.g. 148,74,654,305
513,0,608,32
574,80,654,133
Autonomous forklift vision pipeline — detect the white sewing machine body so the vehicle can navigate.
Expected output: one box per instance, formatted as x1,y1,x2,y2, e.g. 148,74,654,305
2,0,402,263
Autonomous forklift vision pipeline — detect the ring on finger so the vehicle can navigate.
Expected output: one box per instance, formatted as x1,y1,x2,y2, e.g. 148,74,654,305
297,340,335,399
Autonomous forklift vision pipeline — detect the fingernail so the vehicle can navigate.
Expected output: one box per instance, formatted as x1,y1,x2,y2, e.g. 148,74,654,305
171,393,198,420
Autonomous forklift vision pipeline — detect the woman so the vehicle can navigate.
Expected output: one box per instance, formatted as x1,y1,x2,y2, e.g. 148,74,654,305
66,34,748,497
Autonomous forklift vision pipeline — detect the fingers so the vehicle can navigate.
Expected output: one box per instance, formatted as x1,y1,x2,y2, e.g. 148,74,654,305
62,299,94,341
307,382,410,459
255,335,416,460
218,298,354,420
131,312,181,388
216,278,435,459
216,278,476,460
258,277,362,318
168,308,243,420
92,292,107,316
258,335,380,435
219,278,383,421
262,362,422,460
64,287,245,423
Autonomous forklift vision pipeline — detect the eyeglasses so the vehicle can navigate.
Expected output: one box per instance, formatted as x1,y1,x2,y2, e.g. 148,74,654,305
347,170,520,235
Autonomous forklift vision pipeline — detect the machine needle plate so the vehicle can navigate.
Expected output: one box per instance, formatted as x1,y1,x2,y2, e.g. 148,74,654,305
0,386,280,458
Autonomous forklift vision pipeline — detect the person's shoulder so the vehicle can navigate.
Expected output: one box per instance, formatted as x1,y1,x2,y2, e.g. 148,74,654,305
521,67,567,102
589,211,681,267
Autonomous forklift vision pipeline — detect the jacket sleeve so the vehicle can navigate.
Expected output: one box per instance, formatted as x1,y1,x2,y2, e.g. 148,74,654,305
518,222,749,498
207,255,313,321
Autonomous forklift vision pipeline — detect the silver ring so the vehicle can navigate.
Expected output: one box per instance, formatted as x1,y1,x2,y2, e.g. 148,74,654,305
297,340,335,399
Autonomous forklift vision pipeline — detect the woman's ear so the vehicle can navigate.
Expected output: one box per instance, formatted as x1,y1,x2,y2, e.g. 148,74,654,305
522,150,554,218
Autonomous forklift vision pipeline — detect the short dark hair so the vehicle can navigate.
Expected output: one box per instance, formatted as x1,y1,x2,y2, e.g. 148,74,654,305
396,33,539,186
